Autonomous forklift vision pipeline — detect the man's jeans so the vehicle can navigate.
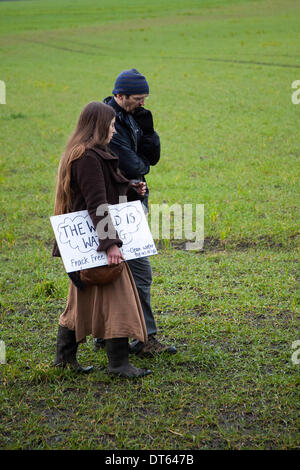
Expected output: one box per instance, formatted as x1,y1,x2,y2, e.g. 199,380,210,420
127,256,157,337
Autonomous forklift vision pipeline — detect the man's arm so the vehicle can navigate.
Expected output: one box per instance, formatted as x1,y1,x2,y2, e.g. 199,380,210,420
138,131,160,166
133,107,160,166
109,122,150,179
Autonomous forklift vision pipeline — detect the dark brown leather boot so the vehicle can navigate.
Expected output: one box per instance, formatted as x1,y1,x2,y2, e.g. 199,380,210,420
53,325,93,374
105,337,151,378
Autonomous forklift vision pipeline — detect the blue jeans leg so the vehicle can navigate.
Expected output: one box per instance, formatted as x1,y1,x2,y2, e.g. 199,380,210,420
127,257,157,337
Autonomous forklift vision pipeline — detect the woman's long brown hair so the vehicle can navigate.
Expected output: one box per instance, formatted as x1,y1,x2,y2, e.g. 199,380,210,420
54,101,116,215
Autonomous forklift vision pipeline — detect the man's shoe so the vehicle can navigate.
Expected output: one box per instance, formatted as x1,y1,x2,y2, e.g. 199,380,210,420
129,335,177,357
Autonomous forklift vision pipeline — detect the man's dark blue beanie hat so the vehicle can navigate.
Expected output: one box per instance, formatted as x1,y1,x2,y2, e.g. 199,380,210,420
112,68,149,95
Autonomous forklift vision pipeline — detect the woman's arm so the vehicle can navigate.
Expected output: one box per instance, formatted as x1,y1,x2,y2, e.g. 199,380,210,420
72,153,122,253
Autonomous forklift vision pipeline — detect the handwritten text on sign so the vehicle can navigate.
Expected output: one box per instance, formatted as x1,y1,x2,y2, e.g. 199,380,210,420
50,200,157,273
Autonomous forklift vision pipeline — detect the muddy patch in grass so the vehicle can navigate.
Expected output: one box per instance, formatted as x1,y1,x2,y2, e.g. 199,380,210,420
158,234,298,253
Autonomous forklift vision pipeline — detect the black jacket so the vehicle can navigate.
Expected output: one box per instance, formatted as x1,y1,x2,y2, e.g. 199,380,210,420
103,96,161,208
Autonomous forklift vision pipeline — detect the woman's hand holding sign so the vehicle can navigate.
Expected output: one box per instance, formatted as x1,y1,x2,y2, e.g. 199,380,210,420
107,244,124,265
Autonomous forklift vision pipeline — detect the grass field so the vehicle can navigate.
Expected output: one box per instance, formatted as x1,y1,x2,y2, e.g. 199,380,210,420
0,0,299,450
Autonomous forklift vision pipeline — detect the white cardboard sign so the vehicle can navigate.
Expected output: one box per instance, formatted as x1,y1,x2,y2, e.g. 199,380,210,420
50,200,157,273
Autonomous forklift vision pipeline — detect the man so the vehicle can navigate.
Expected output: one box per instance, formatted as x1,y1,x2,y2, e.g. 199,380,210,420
94,68,176,357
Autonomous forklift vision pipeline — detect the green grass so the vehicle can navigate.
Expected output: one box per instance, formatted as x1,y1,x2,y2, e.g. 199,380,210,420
0,0,299,450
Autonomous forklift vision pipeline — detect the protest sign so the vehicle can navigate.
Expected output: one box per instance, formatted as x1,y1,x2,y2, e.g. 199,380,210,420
50,200,157,273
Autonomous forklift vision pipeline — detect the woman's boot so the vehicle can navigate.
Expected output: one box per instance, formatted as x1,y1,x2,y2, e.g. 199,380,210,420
53,325,93,373
105,337,151,378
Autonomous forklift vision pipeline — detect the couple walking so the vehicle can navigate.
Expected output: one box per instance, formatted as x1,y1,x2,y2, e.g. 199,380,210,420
52,69,176,378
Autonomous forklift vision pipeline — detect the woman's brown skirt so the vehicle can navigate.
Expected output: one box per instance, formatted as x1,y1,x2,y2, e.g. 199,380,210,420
59,262,147,344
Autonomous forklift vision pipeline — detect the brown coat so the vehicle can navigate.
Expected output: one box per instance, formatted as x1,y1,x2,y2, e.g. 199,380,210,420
53,144,142,256
55,145,147,343
59,263,147,344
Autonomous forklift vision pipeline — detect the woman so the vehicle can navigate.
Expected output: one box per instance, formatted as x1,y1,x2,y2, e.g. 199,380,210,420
52,101,151,378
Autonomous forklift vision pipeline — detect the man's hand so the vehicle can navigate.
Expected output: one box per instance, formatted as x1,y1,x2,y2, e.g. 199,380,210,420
107,244,124,265
133,107,154,135
131,181,146,196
